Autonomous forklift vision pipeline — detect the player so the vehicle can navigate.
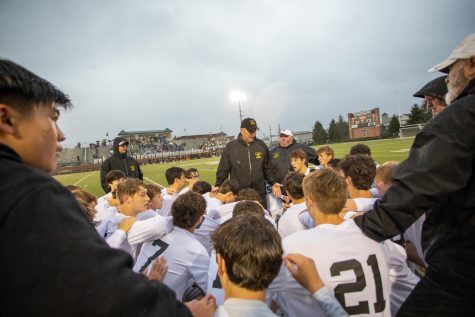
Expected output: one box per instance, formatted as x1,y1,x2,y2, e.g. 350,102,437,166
159,166,187,216
316,146,335,170
289,149,314,175
277,172,308,239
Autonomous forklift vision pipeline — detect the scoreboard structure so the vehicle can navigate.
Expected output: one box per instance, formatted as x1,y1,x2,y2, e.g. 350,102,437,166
348,108,382,140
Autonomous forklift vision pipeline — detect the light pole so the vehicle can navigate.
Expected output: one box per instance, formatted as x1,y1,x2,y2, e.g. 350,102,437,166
230,90,247,123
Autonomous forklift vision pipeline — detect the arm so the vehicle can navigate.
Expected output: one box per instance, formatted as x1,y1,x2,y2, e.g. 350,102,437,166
215,144,230,187
106,216,136,248
127,214,171,245
137,161,144,181
355,111,475,241
305,145,319,166
190,248,211,293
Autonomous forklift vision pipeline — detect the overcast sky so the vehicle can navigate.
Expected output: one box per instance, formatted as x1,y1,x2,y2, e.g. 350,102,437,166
1,0,474,146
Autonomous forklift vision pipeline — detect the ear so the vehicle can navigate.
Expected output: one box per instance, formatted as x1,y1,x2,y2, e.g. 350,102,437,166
466,57,475,80
0,104,18,135
217,253,226,278
345,176,353,185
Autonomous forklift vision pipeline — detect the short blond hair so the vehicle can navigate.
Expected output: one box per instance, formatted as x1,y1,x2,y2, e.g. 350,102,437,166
303,169,347,214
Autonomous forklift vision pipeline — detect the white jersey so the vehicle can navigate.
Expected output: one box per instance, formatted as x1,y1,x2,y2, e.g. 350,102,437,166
207,202,237,221
97,192,112,206
207,249,225,306
298,211,315,229
382,241,420,316
178,186,190,195
159,189,179,217
194,215,220,255
106,214,172,260
94,206,117,238
353,198,378,212
215,298,277,317
136,209,157,220
266,182,283,219
403,214,426,264
134,227,210,301
269,219,390,317
370,188,381,198
277,202,308,239
203,193,222,212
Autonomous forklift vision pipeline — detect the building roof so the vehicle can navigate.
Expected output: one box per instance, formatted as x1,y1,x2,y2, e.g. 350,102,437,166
118,129,172,136
175,132,227,140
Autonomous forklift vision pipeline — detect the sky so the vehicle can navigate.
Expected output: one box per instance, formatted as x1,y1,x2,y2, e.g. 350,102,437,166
1,0,474,147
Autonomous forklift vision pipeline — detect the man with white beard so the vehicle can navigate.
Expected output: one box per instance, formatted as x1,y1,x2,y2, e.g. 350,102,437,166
354,33,475,316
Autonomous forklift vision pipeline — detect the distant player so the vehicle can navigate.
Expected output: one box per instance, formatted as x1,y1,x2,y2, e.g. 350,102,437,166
289,149,313,175
179,168,200,195
316,146,335,170
277,172,308,239
159,166,187,216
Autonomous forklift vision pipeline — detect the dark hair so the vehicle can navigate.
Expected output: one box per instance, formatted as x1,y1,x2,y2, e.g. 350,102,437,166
165,166,186,185
105,170,126,184
302,169,347,214
0,59,72,114
283,172,304,199
349,143,372,156
211,216,282,291
71,189,97,224
316,145,335,157
327,158,341,169
289,149,306,161
192,181,212,195
339,154,376,190
172,192,207,229
218,179,240,195
145,184,161,200
236,188,262,204
116,178,145,204
185,168,199,178
233,201,264,218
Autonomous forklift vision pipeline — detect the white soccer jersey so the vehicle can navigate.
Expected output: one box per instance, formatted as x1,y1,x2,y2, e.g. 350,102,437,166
194,215,220,255
97,192,112,205
277,202,308,239
158,191,179,217
136,209,157,220
269,219,391,317
266,182,284,219
106,214,171,260
207,202,237,220
134,227,210,301
370,188,381,198
207,249,225,306
403,214,426,264
203,193,222,212
353,198,378,212
94,206,117,238
382,241,419,316
298,211,315,229
178,186,190,195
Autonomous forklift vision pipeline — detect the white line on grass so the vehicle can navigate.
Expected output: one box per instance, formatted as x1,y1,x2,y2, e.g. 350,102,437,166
144,177,166,189
73,172,96,185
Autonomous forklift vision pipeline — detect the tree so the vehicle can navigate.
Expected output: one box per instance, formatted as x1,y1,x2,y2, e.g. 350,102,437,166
336,114,349,142
312,120,328,145
408,101,432,124
328,119,338,143
389,114,400,136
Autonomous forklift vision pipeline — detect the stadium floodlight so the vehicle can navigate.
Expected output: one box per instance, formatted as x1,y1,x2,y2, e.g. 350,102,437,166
230,90,247,123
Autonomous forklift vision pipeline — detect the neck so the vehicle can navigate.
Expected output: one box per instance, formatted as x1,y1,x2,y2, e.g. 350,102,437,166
299,166,307,175
225,283,266,302
292,197,305,205
169,183,183,193
119,206,136,217
348,188,372,199
313,210,343,226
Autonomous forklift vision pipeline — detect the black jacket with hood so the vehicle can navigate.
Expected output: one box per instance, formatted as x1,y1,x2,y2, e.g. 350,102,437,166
354,79,475,299
100,137,143,193
216,134,277,196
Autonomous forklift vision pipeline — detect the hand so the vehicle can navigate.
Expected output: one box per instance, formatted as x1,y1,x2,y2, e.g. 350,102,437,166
284,253,324,294
118,216,136,233
272,183,282,198
144,256,168,282
185,294,217,317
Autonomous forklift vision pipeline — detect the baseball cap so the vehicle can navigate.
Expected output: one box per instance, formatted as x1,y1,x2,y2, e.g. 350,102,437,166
118,140,129,146
413,76,447,99
279,129,294,137
429,33,475,73
241,118,259,132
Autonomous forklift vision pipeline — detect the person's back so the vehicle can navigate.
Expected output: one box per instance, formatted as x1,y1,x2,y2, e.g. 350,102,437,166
270,170,390,317
0,59,192,316
134,192,210,301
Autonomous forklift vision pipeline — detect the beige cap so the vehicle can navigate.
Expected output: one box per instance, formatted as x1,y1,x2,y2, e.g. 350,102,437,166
429,33,475,73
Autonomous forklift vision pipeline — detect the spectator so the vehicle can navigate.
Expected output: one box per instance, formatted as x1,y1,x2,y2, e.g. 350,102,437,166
413,76,448,116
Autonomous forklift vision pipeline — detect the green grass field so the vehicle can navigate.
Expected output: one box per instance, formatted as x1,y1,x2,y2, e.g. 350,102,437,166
55,137,415,197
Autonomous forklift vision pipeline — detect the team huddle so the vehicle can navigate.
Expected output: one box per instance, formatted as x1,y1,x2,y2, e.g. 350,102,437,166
1,33,474,316
68,138,423,317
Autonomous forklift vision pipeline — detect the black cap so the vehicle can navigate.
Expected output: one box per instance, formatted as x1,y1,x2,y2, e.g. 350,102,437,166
240,117,259,132
413,76,447,100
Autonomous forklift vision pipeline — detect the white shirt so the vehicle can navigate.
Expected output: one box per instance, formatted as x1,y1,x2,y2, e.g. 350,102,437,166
277,202,308,239
159,189,179,217
207,202,237,220
178,186,190,195
94,206,117,237
134,227,210,301
204,193,223,212
403,214,426,264
269,219,391,317
353,198,378,212
97,192,112,206
215,298,277,317
136,209,157,220
106,214,172,260
194,215,221,255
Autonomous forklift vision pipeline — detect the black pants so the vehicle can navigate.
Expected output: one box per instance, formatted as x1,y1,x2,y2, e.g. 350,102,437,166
397,269,475,316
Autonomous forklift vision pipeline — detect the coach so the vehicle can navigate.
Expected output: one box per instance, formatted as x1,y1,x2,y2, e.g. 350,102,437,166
354,33,475,315
270,129,318,184
216,118,280,205
100,136,143,193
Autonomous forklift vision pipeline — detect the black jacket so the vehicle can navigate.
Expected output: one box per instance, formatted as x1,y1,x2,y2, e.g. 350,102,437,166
270,140,318,183
354,79,475,298
100,137,143,193
0,144,191,316
216,134,276,196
